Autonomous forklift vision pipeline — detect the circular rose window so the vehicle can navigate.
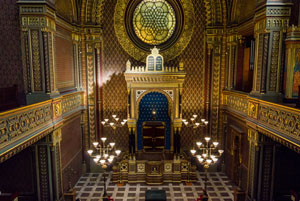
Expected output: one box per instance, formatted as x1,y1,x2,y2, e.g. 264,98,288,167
115,0,194,61
133,0,176,45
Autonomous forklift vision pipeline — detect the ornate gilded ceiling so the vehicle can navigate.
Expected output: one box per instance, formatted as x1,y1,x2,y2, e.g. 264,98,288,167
80,0,227,34
55,0,79,22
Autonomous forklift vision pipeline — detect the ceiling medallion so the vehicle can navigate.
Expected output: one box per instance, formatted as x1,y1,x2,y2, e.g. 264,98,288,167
114,0,194,62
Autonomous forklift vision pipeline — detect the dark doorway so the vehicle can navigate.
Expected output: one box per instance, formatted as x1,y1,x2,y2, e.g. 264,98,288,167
142,121,165,152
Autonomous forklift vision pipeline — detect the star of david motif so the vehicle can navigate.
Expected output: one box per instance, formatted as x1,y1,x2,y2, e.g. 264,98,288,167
133,0,176,45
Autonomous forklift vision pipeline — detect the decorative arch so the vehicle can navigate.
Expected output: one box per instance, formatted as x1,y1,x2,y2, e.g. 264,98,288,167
80,0,105,24
136,91,171,150
55,0,78,22
136,89,173,121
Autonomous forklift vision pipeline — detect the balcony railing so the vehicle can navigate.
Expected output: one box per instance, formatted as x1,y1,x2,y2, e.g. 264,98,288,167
0,91,84,162
224,90,300,147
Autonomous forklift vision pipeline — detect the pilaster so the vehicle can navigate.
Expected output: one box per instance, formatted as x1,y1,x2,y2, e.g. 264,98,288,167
72,29,83,91
226,29,240,90
84,27,102,144
251,2,292,102
256,135,276,201
206,28,223,139
246,128,260,201
246,128,277,201
35,128,63,201
18,1,60,105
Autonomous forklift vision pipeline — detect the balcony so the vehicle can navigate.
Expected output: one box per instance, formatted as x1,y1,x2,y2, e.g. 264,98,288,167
0,91,84,163
223,90,300,152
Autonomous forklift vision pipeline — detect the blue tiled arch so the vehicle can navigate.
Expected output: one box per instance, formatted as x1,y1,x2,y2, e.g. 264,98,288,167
137,92,171,150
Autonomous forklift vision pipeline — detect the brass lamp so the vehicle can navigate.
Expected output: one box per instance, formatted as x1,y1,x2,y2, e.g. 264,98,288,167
182,114,209,129
190,137,224,198
101,115,127,132
87,137,121,199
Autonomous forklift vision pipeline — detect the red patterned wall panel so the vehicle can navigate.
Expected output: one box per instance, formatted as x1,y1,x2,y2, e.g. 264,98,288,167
168,0,206,149
61,116,82,193
0,0,25,104
56,27,75,91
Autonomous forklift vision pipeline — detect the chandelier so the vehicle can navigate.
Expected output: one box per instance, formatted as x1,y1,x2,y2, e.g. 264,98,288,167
87,137,121,199
182,114,208,130
190,137,224,168
101,115,127,134
190,137,224,199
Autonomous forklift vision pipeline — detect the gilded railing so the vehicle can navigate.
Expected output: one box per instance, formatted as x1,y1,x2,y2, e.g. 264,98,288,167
224,90,300,146
0,91,84,158
61,91,83,115
0,101,52,146
256,101,300,142
224,90,248,116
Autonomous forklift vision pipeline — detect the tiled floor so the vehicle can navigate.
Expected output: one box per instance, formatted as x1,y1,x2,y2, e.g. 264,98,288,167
74,172,235,201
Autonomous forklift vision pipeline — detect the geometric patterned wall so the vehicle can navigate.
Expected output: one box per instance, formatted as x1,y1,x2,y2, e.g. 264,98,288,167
102,0,131,151
56,27,75,91
167,0,206,149
0,0,25,105
101,0,206,151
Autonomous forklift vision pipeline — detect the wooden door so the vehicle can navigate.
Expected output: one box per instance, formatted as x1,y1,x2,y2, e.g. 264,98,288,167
142,122,165,152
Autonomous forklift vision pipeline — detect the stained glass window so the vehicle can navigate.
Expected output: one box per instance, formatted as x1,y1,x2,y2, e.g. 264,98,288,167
133,0,176,45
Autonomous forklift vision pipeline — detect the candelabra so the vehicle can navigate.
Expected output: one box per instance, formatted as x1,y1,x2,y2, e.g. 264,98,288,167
190,137,224,199
182,115,208,184
182,114,208,131
87,137,121,199
101,115,127,135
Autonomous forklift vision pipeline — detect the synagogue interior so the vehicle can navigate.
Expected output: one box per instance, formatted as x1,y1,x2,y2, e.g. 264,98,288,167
0,0,300,201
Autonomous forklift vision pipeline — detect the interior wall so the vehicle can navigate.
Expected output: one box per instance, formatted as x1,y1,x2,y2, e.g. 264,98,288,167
0,0,25,105
0,146,36,200
61,115,82,193
101,0,206,150
55,26,76,92
224,114,249,190
290,0,300,26
273,145,300,199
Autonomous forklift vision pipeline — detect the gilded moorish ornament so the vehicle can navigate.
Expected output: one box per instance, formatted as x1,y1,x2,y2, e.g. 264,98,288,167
114,0,194,61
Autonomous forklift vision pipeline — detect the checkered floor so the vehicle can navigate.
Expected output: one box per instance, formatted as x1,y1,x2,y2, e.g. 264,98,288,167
74,172,235,201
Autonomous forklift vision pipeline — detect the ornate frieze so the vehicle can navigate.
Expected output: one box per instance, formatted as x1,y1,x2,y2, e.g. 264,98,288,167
258,103,300,141
61,92,83,115
20,6,45,14
266,7,291,17
0,102,52,146
224,90,300,152
224,91,248,116
248,101,259,120
0,91,83,163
